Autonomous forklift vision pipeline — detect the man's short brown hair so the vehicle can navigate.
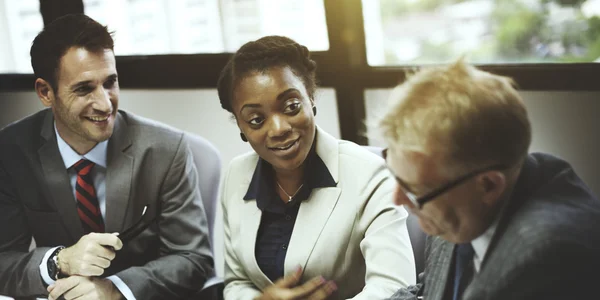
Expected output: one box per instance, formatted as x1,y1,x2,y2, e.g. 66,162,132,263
379,59,531,173
30,13,114,91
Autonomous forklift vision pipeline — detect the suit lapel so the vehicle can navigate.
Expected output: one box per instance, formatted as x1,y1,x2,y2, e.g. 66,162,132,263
285,186,342,273
237,183,273,289
284,127,342,273
425,239,455,300
314,127,339,183
479,157,535,272
105,113,133,233
38,111,84,240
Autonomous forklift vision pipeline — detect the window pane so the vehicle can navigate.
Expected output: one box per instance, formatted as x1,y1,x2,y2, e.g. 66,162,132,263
0,0,44,73
364,89,392,148
84,0,329,56
363,0,600,65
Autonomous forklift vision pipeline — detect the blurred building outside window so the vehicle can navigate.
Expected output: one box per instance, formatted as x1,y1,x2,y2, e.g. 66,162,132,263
0,0,44,73
83,0,329,55
363,0,600,65
0,0,329,73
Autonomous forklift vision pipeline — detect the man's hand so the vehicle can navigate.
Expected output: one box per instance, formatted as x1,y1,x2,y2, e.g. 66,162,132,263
255,267,337,300
58,232,123,276
47,276,124,300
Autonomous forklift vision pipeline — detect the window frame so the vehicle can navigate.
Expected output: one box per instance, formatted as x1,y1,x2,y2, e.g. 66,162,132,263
1,0,599,144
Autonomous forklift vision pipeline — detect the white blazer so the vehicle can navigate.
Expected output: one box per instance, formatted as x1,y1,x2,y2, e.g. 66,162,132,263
221,127,416,300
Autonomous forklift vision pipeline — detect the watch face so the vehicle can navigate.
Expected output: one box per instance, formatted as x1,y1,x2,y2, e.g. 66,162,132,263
47,250,60,280
47,257,57,279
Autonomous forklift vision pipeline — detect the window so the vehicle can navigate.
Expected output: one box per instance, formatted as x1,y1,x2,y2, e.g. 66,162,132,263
83,0,329,56
362,0,600,66
0,0,44,73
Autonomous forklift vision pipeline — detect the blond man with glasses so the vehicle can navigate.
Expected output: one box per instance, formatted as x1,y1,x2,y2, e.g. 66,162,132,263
380,60,599,300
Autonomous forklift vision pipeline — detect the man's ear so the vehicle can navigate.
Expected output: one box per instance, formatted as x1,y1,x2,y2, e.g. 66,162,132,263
478,171,506,206
35,78,55,107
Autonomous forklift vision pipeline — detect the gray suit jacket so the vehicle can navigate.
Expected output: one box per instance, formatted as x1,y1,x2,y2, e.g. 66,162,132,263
0,109,213,299
387,153,600,300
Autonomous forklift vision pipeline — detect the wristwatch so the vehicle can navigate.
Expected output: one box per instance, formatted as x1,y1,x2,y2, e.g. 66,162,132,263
47,246,65,281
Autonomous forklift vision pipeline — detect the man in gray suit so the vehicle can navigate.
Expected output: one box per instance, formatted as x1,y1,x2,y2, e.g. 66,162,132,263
379,60,600,300
0,14,213,299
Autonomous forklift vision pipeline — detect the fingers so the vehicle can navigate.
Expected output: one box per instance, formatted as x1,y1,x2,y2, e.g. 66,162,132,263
78,246,114,276
265,271,336,300
306,281,337,300
49,277,112,300
88,233,123,250
62,283,90,300
56,276,94,300
288,276,327,299
48,276,80,300
87,254,112,270
64,254,110,277
274,266,303,288
74,263,105,277
89,243,116,261
63,233,119,276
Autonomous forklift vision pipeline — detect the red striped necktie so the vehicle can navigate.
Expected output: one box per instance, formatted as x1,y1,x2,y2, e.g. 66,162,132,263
73,159,105,233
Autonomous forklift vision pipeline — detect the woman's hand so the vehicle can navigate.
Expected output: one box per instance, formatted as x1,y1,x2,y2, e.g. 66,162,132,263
255,267,337,300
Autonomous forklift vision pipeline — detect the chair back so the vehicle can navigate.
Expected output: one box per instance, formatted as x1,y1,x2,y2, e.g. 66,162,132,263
185,133,225,299
185,133,222,248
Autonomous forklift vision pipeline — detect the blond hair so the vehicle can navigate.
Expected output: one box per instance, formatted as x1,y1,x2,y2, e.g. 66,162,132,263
379,59,531,172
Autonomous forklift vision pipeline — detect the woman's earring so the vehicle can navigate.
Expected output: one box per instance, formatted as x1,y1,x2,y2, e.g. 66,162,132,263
240,133,248,142
312,106,317,116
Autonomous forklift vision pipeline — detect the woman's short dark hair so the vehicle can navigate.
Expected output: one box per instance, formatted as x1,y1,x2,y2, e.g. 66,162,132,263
30,13,114,91
217,35,317,114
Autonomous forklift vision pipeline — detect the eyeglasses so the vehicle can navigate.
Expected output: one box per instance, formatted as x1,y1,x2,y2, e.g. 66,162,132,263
382,148,506,209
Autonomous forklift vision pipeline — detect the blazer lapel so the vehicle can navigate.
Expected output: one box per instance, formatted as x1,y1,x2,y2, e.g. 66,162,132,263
105,113,134,233
314,127,339,183
38,111,84,240
284,127,342,273
284,186,342,273
424,239,455,300
237,183,273,289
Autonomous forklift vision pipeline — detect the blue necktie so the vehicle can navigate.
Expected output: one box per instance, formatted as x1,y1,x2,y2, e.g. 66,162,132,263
453,243,475,300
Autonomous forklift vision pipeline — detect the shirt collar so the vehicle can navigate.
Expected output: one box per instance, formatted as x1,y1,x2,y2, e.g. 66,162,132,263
470,215,500,266
54,123,108,169
471,157,535,268
243,135,336,212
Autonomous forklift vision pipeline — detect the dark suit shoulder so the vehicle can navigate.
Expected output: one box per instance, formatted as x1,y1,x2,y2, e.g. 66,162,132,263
470,154,600,298
0,110,48,146
118,110,183,135
501,152,600,251
116,110,186,151
527,152,580,183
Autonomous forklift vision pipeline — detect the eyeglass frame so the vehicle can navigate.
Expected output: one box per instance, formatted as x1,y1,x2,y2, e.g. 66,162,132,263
382,148,507,209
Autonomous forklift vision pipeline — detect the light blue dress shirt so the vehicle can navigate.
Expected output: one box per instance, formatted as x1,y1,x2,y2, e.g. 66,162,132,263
38,125,136,300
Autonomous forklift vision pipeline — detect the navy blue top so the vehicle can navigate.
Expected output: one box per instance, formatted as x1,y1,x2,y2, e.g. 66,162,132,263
243,142,336,282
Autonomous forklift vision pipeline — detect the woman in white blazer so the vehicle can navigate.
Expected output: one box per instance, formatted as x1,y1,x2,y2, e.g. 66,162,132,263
216,35,416,300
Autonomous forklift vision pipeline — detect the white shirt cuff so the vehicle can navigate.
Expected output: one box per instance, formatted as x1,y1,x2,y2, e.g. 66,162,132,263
107,275,136,300
38,246,61,286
